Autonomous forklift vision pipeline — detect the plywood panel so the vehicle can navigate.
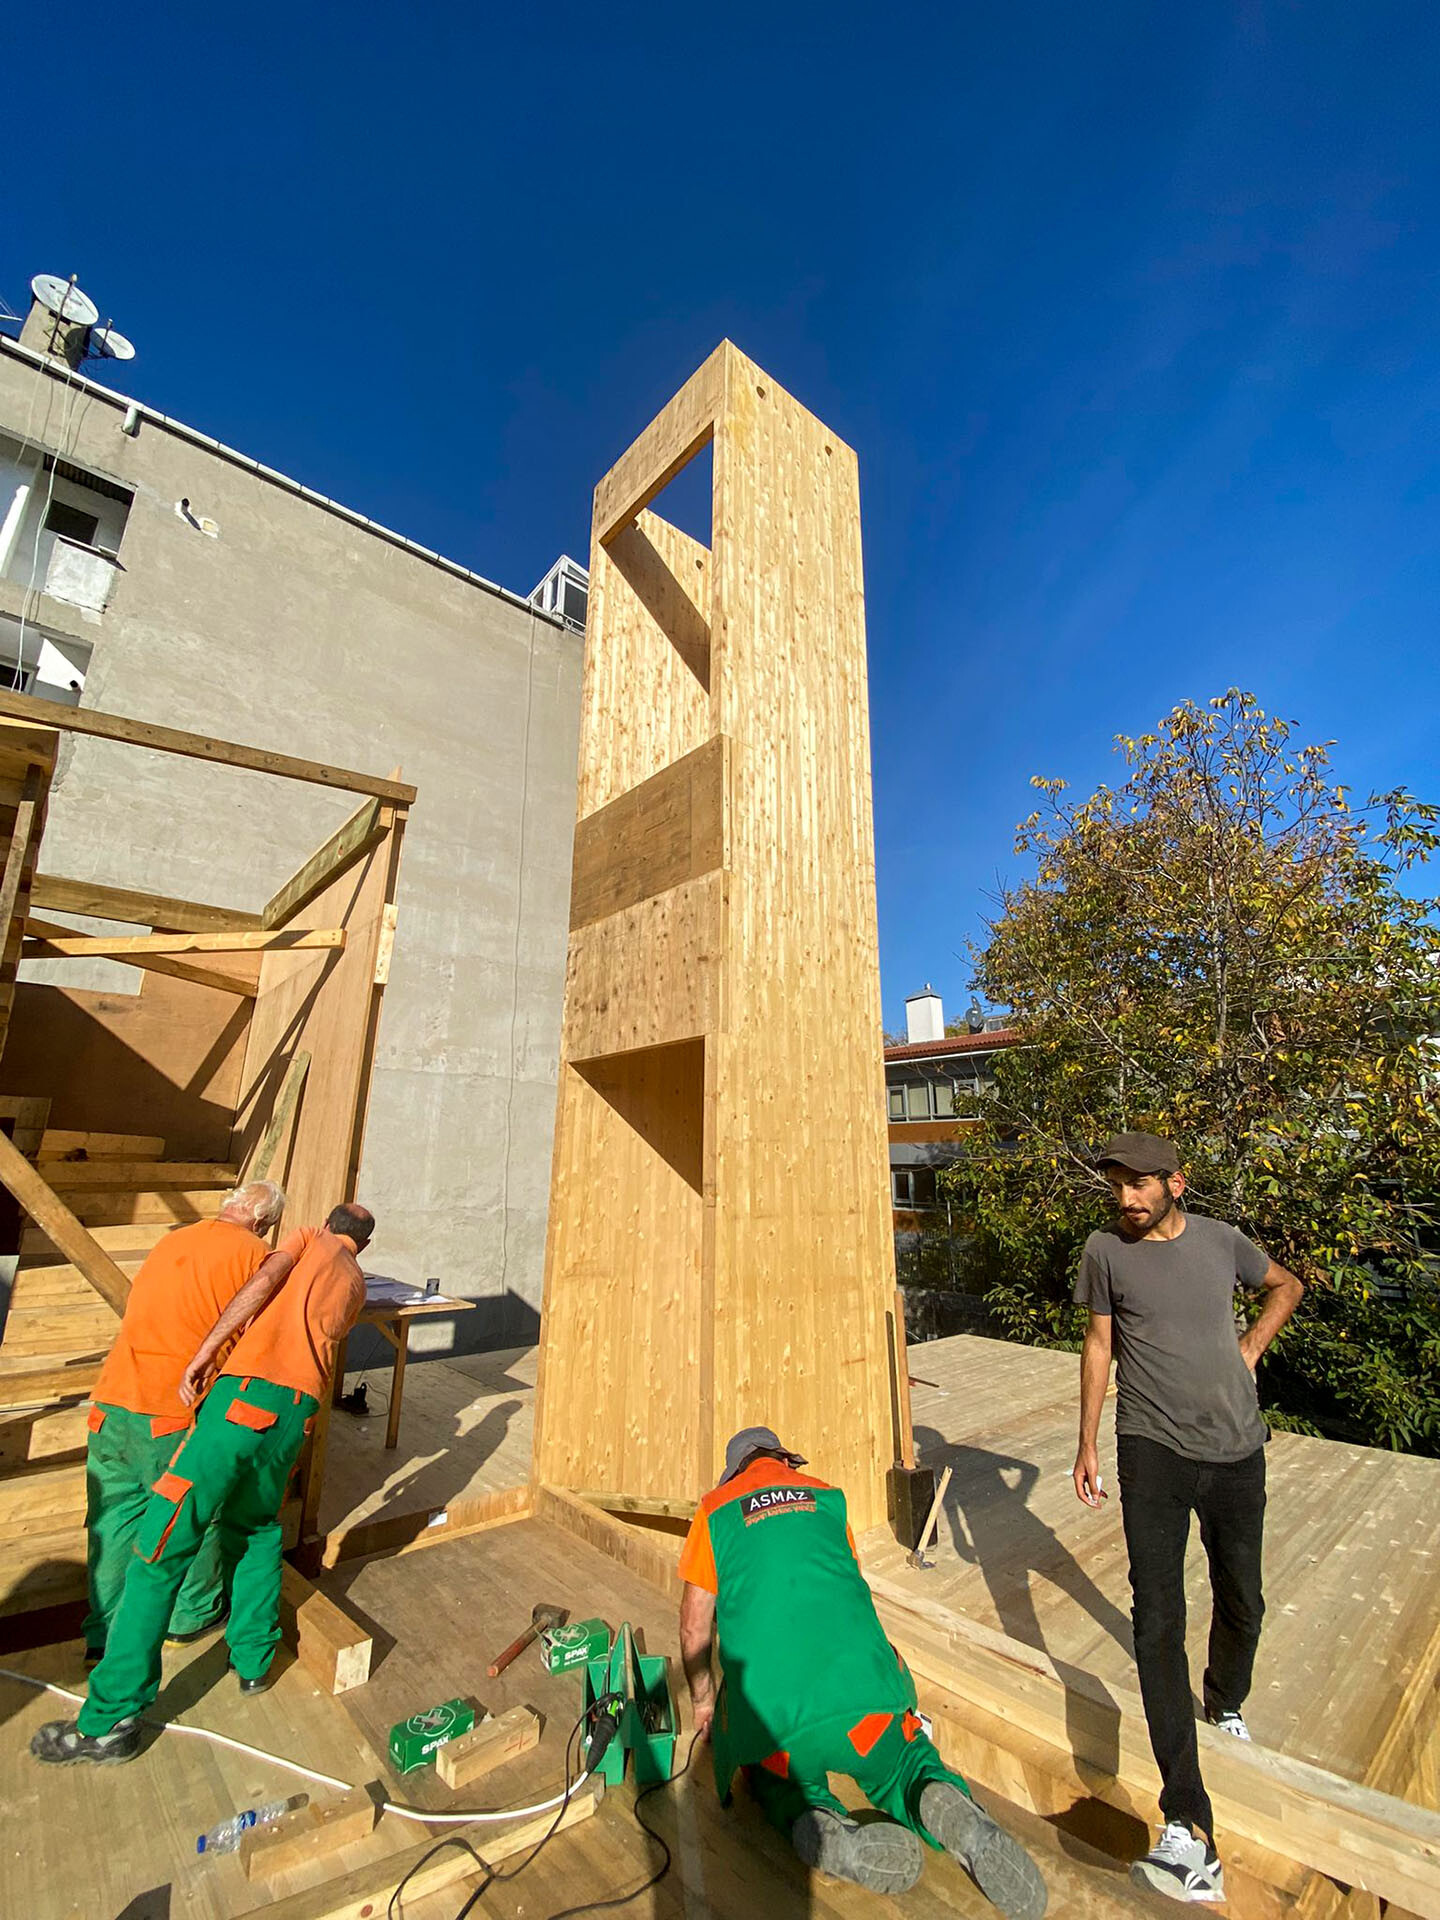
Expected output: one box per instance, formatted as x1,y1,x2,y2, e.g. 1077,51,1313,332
576,511,713,816
537,1042,705,1499
0,975,250,1162
569,736,727,931
536,347,898,1530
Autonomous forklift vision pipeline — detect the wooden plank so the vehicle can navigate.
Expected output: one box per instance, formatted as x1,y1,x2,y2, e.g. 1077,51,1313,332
0,685,417,804
569,736,727,931
278,1563,373,1694
0,1131,128,1316
319,1481,531,1568
576,1490,698,1520
24,916,260,996
0,765,44,957
870,1576,1440,1915
239,1785,376,1881
41,1161,236,1190
434,1704,542,1788
22,927,345,959
29,872,263,933
261,798,384,930
37,1131,167,1161
244,1051,310,1184
593,340,724,543
235,1778,604,1919
533,1484,683,1598
0,1360,102,1408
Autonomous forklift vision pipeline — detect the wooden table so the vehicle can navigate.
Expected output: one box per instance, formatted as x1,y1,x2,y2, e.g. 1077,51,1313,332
333,1290,464,1451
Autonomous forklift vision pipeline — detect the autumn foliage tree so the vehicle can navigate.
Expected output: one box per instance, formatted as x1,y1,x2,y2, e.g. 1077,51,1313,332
944,692,1440,1453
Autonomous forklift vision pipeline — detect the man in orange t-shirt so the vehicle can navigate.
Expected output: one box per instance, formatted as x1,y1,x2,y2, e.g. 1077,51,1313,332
34,1205,374,1765
83,1179,301,1663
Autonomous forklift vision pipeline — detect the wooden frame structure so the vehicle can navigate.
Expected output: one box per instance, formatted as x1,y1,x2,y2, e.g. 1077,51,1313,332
534,344,901,1530
0,690,411,1608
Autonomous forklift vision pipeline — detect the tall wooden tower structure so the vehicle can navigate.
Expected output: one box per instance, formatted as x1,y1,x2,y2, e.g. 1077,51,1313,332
533,344,899,1530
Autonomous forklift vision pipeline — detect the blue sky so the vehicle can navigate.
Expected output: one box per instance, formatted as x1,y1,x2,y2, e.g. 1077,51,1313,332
8,2,1439,1031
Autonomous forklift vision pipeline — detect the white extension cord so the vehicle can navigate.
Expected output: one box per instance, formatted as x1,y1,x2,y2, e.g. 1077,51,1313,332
0,1665,588,1827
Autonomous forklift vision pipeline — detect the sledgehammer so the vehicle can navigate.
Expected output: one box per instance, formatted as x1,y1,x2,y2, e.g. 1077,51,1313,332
487,1601,567,1678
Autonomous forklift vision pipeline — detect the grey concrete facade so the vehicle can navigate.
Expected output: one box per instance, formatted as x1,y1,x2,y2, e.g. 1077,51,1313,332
0,337,583,1355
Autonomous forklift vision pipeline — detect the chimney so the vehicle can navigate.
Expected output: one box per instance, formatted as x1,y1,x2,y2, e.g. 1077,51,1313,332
904,984,944,1044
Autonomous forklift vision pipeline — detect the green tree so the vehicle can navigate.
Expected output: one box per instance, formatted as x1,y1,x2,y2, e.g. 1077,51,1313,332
944,691,1440,1453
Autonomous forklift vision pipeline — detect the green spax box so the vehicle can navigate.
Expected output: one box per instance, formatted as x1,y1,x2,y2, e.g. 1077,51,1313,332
388,1697,476,1775
542,1618,611,1674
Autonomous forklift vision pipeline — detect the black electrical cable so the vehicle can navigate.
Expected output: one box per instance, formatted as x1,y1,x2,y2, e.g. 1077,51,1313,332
387,1833,489,1920
539,1729,703,1920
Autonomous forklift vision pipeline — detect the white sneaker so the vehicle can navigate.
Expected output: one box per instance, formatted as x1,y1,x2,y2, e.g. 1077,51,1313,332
1207,1708,1252,1741
1130,1823,1225,1903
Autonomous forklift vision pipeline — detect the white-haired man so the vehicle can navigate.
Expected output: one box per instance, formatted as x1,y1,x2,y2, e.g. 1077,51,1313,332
81,1180,301,1664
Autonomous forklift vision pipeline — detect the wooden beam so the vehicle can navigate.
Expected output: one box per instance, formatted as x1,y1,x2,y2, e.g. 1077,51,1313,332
593,341,725,544
235,1779,604,1919
245,1052,310,1183
435,1705,543,1789
239,1786,375,1881
576,1489,697,1520
0,765,44,948
534,1483,683,1597
24,916,258,997
21,928,345,959
262,799,385,930
29,872,262,933
0,1131,129,1316
41,1161,236,1190
278,1562,372,1694
0,686,418,805
869,1576,1440,1915
0,1359,103,1409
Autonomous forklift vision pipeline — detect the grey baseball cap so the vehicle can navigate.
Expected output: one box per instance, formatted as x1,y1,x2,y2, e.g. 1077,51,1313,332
1095,1130,1180,1174
719,1426,807,1484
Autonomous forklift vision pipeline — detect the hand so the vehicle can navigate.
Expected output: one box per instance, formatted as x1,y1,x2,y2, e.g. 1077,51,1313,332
691,1697,715,1743
178,1352,214,1408
1238,1335,1260,1376
1073,1443,1107,1508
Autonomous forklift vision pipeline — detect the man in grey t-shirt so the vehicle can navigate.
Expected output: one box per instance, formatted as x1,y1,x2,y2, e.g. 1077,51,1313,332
1072,1133,1303,1905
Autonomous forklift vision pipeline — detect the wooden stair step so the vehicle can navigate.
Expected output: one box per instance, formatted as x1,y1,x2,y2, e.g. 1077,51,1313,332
0,1457,87,1530
24,1192,221,1236
1,1315,121,1360
9,1261,146,1305
0,1358,102,1410
37,1131,167,1162
41,1161,237,1192
0,1402,91,1469
0,1525,87,1615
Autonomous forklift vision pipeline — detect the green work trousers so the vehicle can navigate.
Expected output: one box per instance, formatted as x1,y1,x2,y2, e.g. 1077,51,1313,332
743,1707,971,1848
83,1404,228,1655
79,1375,315,1736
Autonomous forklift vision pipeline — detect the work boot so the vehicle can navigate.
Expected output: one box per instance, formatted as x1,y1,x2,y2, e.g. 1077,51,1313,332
31,1716,142,1766
166,1605,230,1648
791,1808,923,1893
229,1660,274,1696
919,1781,1048,1920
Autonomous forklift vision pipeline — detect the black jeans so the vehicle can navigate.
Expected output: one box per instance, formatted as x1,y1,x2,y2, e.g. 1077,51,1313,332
1116,1433,1266,1839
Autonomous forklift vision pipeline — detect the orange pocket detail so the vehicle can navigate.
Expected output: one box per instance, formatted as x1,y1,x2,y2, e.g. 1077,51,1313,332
86,1405,107,1434
901,1710,924,1744
303,1415,315,1437
226,1398,278,1431
759,1749,790,1779
848,1713,892,1759
152,1471,193,1503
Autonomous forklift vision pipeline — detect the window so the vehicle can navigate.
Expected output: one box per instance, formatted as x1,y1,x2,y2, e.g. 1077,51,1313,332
933,1079,956,1117
44,500,100,548
905,1083,931,1120
888,1086,906,1120
892,1170,915,1206
892,1168,937,1208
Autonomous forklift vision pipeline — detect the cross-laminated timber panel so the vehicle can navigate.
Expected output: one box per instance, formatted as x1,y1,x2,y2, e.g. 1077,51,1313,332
535,343,898,1530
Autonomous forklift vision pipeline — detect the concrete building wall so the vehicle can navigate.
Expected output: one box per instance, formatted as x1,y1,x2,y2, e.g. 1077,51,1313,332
0,340,583,1353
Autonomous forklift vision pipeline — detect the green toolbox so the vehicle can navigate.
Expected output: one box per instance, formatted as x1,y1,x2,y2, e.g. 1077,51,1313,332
582,1622,678,1786
542,1617,611,1675
388,1698,477,1775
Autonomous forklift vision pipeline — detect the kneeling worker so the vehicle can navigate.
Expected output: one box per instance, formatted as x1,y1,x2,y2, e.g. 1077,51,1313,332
33,1203,375,1767
679,1427,1046,1917
83,1178,298,1664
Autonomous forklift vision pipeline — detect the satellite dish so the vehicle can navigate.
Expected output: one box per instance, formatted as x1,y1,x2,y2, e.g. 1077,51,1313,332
89,325,136,362
966,1000,985,1034
30,274,99,328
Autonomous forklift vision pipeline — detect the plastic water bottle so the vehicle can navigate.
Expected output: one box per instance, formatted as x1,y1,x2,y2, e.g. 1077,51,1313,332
196,1793,308,1855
